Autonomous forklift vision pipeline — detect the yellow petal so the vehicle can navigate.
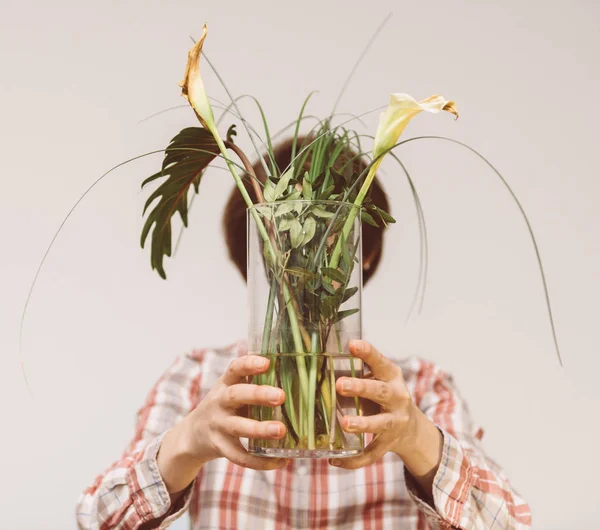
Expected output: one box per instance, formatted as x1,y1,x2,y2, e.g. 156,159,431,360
179,24,215,130
373,93,458,159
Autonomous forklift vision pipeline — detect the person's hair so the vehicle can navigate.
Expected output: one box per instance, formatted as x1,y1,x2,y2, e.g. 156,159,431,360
223,137,389,285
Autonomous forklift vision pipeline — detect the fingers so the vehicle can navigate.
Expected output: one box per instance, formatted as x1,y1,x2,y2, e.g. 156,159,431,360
339,413,400,434
221,416,287,440
222,383,285,409
329,438,387,470
221,355,270,385
337,377,397,407
220,438,288,471
349,340,400,382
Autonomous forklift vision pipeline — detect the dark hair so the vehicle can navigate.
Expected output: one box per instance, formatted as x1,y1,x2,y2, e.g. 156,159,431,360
223,137,389,285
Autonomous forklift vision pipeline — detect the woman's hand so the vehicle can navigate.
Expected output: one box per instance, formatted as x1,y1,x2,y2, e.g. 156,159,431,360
330,340,443,497
158,355,288,494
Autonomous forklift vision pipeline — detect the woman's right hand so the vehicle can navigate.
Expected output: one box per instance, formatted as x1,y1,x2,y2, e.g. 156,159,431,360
157,355,288,494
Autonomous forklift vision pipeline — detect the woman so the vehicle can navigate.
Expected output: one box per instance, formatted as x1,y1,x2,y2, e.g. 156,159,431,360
76,139,531,530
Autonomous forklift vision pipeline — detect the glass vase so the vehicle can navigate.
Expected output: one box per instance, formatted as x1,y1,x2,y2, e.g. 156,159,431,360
246,200,364,459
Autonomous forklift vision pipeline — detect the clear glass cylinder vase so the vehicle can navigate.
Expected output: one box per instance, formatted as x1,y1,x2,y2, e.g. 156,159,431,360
246,200,364,459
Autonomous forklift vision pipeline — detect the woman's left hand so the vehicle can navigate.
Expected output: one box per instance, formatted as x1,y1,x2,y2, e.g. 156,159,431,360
330,340,443,496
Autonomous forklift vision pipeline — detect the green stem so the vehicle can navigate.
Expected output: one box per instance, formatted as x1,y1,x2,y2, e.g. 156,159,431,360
335,324,363,448
261,276,277,354
320,393,330,434
329,162,380,269
328,354,337,446
281,358,299,436
299,376,305,442
307,332,319,450
282,285,310,403
212,127,311,424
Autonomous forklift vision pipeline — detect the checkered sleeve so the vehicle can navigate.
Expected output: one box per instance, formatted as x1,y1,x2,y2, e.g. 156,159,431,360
76,352,205,530
405,361,532,529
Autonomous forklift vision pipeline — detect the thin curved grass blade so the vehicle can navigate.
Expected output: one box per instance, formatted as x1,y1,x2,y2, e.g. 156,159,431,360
201,51,273,179
388,152,429,321
19,148,173,394
401,135,563,365
331,12,393,115
292,91,318,165
137,104,190,124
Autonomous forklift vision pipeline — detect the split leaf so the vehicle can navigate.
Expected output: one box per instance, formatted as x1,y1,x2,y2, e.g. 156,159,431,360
141,127,219,278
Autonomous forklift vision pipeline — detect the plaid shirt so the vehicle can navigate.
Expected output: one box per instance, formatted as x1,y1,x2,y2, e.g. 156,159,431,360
76,341,531,530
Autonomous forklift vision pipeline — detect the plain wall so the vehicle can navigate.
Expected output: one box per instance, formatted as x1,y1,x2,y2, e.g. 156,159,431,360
1,0,599,528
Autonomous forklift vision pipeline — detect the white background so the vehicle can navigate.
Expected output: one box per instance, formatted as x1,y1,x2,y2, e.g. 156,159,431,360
1,0,599,528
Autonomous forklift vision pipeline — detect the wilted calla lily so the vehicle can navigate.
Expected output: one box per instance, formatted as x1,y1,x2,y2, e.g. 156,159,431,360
179,24,216,132
372,93,458,161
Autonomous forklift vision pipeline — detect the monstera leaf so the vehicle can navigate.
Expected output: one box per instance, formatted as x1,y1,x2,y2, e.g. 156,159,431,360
141,127,220,278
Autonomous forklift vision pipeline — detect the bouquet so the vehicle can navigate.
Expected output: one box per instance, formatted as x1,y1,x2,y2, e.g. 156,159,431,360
22,20,560,459
137,24,558,458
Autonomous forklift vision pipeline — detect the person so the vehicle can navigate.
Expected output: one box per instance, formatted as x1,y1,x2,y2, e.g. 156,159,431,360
76,138,532,530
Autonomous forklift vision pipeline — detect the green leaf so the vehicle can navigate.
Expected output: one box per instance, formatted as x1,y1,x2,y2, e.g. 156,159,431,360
274,203,295,217
274,166,294,200
141,127,219,279
278,217,294,231
320,184,336,200
286,267,316,280
374,205,396,224
322,167,333,191
340,233,351,270
361,210,379,227
263,179,276,202
334,308,360,323
301,216,316,246
287,190,302,201
263,241,276,269
342,286,359,303
290,219,303,248
253,205,273,219
311,206,335,218
302,177,313,200
322,267,346,284
322,280,337,295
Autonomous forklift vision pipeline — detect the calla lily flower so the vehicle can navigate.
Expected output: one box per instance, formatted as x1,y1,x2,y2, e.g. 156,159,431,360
372,93,458,161
331,93,458,269
179,24,216,132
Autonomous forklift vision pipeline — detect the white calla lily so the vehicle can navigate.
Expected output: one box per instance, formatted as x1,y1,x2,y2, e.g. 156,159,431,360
373,93,458,160
330,93,458,269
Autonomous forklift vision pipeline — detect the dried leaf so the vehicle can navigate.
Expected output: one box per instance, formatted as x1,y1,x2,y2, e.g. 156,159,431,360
226,124,237,144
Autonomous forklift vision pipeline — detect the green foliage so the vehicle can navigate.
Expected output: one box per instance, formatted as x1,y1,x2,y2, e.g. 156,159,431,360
140,127,220,279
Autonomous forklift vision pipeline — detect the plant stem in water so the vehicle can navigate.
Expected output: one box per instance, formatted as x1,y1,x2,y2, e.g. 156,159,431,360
329,354,337,446
307,332,320,450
